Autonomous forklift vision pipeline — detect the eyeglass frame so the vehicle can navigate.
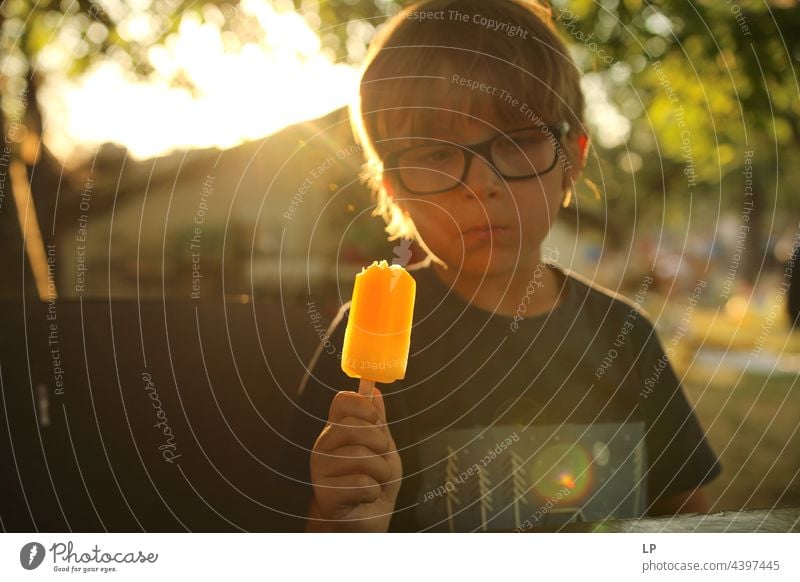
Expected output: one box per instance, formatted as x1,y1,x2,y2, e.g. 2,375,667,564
382,121,571,196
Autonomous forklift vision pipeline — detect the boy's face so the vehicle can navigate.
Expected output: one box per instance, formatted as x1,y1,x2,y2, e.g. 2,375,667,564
383,113,577,278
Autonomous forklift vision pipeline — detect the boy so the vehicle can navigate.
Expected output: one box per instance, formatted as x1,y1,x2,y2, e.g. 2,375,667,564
284,0,721,532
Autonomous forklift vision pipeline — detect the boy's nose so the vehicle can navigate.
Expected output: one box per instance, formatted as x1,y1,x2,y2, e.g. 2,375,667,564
462,153,503,199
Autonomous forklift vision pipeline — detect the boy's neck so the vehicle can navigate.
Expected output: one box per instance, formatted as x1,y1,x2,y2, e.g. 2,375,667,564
431,254,563,319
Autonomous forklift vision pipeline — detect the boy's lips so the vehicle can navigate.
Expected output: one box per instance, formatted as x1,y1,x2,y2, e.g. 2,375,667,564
461,224,510,241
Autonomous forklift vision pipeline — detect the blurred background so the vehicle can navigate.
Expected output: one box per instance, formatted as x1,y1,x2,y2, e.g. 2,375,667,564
1,0,800,518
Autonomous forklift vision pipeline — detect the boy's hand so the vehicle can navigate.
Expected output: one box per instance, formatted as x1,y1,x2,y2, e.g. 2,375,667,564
308,388,402,532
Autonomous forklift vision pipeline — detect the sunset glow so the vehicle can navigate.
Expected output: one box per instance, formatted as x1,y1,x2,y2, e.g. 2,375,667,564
42,0,359,161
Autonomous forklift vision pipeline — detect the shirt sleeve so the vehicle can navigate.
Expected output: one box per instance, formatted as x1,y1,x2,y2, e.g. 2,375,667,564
634,315,722,504
274,314,352,530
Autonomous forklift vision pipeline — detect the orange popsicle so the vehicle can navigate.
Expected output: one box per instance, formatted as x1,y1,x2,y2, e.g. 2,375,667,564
342,260,416,395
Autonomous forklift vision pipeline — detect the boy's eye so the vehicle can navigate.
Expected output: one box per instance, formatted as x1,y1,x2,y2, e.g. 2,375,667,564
404,146,459,166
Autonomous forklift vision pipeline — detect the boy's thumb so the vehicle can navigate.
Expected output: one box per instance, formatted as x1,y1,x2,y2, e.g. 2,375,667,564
372,387,387,422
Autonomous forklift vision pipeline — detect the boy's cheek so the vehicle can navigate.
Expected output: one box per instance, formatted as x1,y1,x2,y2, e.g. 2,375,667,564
413,216,458,255
408,211,465,262
404,202,457,236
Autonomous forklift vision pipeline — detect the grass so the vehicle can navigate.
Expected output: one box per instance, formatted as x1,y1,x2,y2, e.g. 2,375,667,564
643,292,800,511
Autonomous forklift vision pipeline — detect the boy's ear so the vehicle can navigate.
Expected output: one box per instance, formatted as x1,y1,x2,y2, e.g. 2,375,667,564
565,133,590,188
381,174,394,198
578,133,590,167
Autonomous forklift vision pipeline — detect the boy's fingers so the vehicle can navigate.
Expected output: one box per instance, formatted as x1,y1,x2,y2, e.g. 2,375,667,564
314,474,381,507
319,420,391,455
318,445,395,484
372,387,388,424
329,391,380,425
371,388,395,444
325,416,374,430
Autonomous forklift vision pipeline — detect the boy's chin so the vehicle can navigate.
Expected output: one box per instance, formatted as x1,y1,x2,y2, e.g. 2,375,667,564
446,251,527,279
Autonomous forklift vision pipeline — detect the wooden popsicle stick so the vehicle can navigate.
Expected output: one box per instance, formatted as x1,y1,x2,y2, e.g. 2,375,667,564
358,377,375,400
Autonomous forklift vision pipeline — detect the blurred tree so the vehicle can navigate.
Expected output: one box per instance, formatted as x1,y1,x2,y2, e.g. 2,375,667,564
1,0,219,297
548,0,800,280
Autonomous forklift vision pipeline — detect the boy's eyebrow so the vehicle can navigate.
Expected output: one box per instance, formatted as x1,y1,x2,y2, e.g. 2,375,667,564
382,131,448,147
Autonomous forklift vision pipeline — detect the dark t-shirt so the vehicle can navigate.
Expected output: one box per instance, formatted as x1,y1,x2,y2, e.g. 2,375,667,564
280,264,721,532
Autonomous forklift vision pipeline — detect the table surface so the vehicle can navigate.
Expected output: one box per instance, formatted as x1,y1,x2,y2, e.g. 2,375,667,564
526,507,800,533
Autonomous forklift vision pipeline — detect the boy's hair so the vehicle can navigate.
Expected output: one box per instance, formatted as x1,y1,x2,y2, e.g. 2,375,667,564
349,0,587,242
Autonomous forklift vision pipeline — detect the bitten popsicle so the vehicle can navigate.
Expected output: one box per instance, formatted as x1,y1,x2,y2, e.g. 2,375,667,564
342,260,416,396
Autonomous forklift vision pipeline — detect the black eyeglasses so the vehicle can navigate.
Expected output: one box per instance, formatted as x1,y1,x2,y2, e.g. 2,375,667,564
383,122,570,195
